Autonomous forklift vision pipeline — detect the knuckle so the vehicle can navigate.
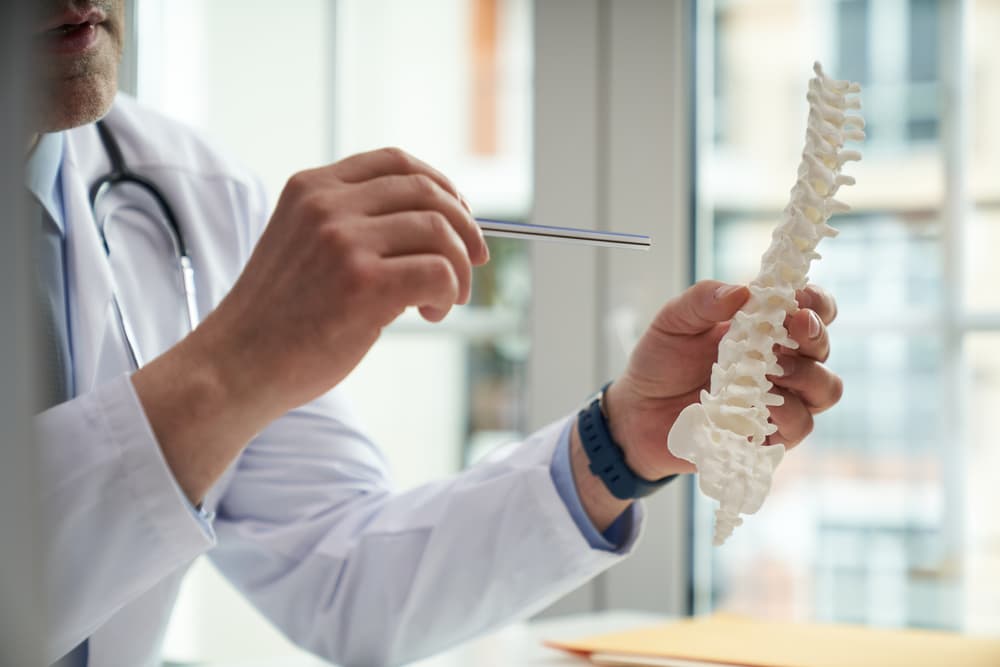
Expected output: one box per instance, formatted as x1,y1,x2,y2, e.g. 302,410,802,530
427,256,458,292
423,211,450,237
409,173,439,198
319,222,352,254
340,253,377,292
284,169,324,199
284,170,310,196
380,146,412,171
300,193,332,222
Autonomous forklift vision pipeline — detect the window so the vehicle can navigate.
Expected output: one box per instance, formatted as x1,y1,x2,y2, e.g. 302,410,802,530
695,0,1000,634
134,0,533,661
833,0,941,145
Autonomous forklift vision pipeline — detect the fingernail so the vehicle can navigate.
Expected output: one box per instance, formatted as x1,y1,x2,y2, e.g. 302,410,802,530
808,311,822,339
714,284,743,301
459,192,473,214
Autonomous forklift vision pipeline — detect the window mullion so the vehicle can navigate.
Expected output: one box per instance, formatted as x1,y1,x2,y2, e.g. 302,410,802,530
940,0,972,627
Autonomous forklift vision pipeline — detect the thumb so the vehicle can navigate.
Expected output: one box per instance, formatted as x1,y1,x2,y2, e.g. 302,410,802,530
655,281,749,336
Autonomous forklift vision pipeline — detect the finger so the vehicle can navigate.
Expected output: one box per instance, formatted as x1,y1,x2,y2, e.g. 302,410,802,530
654,281,750,336
329,147,474,215
768,354,843,414
378,254,461,323
355,174,488,266
359,212,473,305
784,308,830,362
766,388,814,448
795,283,838,325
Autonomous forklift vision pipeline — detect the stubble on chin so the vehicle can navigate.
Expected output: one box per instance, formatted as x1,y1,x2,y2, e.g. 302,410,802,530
35,25,122,133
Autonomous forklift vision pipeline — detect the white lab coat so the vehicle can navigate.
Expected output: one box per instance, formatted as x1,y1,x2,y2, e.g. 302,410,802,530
34,97,643,667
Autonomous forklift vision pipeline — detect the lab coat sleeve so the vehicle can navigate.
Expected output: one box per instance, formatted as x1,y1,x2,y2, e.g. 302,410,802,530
35,374,216,663
209,390,645,667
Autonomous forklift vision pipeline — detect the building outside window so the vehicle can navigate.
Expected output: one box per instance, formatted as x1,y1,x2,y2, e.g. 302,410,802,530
695,0,1000,635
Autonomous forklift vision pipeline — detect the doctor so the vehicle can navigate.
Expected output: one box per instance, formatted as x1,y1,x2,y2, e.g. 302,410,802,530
31,1,843,666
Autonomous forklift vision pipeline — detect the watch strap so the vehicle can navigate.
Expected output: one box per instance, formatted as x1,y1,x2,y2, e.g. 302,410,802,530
577,384,676,500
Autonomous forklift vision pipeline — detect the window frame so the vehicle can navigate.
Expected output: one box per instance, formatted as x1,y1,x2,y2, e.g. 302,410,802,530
530,0,694,617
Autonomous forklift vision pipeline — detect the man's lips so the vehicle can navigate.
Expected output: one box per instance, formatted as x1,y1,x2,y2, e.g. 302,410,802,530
37,6,107,55
39,6,106,35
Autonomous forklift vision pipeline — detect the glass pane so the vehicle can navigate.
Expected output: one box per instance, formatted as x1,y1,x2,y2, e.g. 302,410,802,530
965,334,1000,633
966,208,1000,312
837,0,870,85
965,0,1000,312
713,214,943,318
708,218,956,628
695,0,974,632
136,0,533,661
332,0,534,482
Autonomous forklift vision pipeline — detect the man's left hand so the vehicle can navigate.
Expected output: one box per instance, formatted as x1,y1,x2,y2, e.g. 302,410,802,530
605,280,843,482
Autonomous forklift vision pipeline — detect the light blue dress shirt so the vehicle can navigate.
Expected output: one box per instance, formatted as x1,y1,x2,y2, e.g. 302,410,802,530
28,134,88,667
552,421,633,549
28,133,75,401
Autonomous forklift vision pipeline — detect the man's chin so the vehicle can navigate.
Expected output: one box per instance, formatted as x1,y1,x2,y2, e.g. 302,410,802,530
36,73,117,134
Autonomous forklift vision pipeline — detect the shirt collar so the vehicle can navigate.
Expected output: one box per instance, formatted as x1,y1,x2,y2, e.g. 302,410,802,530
25,132,66,235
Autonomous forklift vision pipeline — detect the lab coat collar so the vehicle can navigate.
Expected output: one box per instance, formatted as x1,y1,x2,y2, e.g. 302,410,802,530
26,132,66,234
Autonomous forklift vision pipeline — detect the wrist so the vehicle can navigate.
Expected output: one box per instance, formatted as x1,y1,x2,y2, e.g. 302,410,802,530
192,304,307,422
568,423,633,532
601,380,664,481
578,383,676,500
131,323,273,503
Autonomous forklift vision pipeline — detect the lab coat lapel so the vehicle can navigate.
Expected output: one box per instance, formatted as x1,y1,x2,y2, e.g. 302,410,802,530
61,128,133,392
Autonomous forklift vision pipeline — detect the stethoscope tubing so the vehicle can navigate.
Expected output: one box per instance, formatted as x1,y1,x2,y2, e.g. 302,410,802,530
90,120,200,368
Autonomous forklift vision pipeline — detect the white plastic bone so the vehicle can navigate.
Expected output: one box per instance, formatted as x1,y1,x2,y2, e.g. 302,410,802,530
667,62,863,546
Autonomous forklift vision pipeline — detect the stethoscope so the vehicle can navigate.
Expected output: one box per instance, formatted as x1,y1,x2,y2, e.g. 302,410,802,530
90,120,200,369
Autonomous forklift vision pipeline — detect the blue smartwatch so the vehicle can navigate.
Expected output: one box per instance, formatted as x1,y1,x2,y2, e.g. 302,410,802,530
577,383,676,500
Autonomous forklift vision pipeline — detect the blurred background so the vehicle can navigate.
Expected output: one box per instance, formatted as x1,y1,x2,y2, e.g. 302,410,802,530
694,0,1000,637
102,0,1000,663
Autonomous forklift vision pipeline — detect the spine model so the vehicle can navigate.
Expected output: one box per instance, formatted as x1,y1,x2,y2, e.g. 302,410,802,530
667,62,864,546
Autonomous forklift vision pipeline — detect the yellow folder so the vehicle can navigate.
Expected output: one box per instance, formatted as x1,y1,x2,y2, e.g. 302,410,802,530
545,614,1000,667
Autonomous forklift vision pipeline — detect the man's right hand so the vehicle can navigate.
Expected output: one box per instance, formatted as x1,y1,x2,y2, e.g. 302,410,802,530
132,148,487,503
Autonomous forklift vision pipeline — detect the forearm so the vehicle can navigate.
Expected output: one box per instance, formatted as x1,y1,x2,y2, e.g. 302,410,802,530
131,318,280,505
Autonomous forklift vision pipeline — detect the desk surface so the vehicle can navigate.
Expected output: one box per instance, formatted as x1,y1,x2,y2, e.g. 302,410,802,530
414,611,667,667
207,611,666,667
